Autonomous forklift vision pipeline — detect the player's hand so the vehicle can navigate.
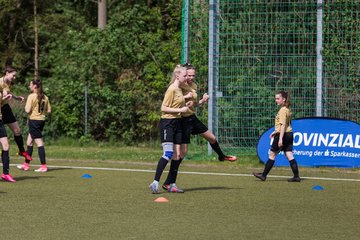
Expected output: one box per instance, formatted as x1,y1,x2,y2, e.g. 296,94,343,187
278,140,283,148
2,94,12,100
18,96,24,103
202,93,209,102
186,101,194,108
184,92,193,99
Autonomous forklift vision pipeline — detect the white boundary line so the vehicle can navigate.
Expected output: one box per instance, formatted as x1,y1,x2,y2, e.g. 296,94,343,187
11,164,360,182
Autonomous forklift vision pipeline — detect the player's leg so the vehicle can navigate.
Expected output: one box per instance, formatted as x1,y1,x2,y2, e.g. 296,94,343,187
167,143,184,193
0,136,16,183
149,142,173,194
17,133,33,171
200,130,237,161
7,121,32,161
253,134,280,181
285,151,300,182
149,119,176,194
283,133,300,182
162,143,186,190
34,138,48,172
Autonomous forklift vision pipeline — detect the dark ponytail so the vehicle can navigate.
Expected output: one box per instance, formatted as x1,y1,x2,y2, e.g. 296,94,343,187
277,90,291,108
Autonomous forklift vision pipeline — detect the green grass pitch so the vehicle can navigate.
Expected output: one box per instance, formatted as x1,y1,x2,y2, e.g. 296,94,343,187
2,156,360,240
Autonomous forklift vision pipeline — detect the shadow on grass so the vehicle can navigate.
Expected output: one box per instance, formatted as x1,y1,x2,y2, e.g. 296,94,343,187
184,186,242,192
47,167,72,172
13,175,55,182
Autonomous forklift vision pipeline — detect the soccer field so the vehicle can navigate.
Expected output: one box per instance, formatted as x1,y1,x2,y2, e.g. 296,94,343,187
2,159,360,240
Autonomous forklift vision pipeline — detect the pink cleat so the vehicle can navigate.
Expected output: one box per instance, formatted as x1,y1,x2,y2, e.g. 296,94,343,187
17,163,30,171
1,173,16,183
19,151,33,161
34,166,48,173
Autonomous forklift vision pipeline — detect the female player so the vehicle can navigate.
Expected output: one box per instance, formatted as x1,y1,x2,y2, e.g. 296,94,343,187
0,66,32,161
253,90,300,182
17,79,51,172
162,63,237,191
149,65,191,194
0,84,16,182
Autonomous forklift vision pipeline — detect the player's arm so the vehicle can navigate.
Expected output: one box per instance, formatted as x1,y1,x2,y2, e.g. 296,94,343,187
10,92,24,102
198,93,209,106
47,101,52,114
24,95,33,113
161,105,188,113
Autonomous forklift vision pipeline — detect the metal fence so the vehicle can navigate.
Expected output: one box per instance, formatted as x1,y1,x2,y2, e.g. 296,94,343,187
182,0,360,154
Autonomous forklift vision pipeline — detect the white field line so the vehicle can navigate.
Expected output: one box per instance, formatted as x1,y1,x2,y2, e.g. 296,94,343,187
11,164,360,182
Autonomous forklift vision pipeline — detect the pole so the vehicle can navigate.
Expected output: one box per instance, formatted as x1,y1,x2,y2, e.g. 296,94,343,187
316,0,323,116
208,0,220,155
181,0,189,64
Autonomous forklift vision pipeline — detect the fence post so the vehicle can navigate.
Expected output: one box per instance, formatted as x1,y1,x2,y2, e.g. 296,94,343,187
208,0,219,155
181,0,189,64
316,0,323,116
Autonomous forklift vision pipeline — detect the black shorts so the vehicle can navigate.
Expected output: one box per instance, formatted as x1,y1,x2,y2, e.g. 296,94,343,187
1,104,17,124
159,118,182,144
181,115,208,144
0,120,7,138
271,132,293,153
28,120,45,139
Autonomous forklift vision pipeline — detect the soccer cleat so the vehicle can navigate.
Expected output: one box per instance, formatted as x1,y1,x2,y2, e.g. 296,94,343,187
149,181,159,194
287,176,301,182
162,184,170,191
34,167,48,173
1,173,16,183
20,151,32,161
17,163,30,171
253,172,266,181
219,155,237,162
168,184,184,193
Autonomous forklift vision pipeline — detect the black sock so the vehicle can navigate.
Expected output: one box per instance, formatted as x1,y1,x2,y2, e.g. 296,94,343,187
210,141,226,159
38,146,46,165
14,135,25,153
169,160,181,184
164,158,183,185
26,146,33,164
289,159,299,178
2,150,10,174
263,159,275,177
154,157,169,182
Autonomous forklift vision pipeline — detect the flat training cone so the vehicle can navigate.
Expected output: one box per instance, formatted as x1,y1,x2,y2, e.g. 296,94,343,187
81,174,92,179
154,197,169,203
312,185,324,190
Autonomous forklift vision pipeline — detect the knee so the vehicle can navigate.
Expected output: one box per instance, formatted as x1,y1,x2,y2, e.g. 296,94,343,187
13,128,21,136
163,151,173,161
2,142,9,151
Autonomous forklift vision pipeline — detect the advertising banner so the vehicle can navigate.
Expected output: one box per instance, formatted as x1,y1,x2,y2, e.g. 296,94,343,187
257,118,360,167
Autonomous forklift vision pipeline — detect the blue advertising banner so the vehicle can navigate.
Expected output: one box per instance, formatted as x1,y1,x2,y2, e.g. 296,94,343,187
257,118,360,167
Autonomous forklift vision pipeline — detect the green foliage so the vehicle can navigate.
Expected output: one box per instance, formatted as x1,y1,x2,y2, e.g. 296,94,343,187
38,1,182,143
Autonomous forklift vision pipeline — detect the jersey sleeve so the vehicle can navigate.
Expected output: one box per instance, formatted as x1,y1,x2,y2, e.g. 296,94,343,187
278,108,288,125
162,88,174,107
25,94,35,113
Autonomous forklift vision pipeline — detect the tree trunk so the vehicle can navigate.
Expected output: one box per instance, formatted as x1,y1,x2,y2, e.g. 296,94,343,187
98,0,107,30
34,0,39,79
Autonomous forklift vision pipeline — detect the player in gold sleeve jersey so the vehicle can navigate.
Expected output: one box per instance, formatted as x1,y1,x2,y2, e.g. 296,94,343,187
149,65,192,194
0,86,16,182
253,90,301,182
0,66,32,161
17,79,51,173
162,63,237,191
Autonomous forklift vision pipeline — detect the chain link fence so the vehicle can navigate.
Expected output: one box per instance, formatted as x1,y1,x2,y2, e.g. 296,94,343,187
183,0,360,154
